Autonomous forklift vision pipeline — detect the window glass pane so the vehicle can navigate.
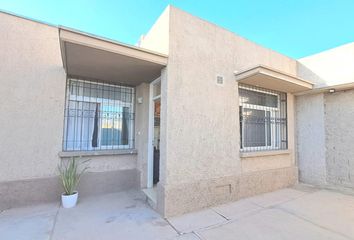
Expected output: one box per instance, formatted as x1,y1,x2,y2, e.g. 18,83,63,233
65,101,97,151
243,108,266,147
153,81,161,98
239,84,287,152
101,104,119,146
64,79,135,151
69,81,133,103
266,111,271,146
239,88,278,108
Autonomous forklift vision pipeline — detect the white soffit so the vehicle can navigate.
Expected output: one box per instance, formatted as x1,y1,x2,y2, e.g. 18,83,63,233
235,65,313,93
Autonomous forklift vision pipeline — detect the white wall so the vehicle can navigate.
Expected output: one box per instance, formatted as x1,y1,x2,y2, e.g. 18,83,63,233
138,7,169,55
298,42,354,88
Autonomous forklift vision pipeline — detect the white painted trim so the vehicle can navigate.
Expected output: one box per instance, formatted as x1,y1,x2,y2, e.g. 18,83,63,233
147,77,161,188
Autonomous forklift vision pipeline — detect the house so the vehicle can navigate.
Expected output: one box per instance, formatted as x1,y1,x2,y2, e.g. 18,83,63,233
0,6,353,217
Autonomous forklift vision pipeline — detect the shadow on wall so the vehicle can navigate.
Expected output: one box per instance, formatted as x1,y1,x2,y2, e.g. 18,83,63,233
296,62,326,87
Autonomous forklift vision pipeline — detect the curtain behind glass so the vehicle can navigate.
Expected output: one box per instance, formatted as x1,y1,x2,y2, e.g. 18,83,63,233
65,101,97,151
121,107,129,145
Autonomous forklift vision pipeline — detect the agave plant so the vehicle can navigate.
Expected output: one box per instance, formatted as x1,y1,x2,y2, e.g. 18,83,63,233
58,157,90,196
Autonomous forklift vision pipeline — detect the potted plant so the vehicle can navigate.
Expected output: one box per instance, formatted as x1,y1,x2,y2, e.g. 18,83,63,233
58,157,89,208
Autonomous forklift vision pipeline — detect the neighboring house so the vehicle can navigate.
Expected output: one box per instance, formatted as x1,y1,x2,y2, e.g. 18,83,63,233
0,6,353,217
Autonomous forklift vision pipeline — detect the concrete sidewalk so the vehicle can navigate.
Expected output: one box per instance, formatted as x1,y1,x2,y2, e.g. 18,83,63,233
1,185,354,239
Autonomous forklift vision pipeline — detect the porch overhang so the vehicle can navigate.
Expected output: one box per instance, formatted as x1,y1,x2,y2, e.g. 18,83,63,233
59,27,168,86
234,65,313,93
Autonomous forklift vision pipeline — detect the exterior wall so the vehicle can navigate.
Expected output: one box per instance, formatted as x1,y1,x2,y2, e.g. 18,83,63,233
135,83,150,188
0,12,66,182
297,43,354,190
296,90,354,190
159,7,298,217
325,90,354,188
241,93,296,173
295,93,327,185
298,42,354,87
138,7,169,55
0,13,139,210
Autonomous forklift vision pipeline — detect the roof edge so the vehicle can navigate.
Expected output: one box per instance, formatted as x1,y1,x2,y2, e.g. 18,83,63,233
0,9,57,28
59,26,168,58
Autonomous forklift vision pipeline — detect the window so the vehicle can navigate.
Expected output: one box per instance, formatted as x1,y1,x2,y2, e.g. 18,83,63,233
239,84,287,152
63,79,135,151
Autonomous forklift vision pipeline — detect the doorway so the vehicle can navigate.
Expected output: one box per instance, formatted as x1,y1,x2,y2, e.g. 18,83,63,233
147,78,161,189
153,100,160,185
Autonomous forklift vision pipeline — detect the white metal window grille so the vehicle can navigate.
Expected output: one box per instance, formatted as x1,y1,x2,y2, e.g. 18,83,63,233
239,84,287,152
63,78,135,151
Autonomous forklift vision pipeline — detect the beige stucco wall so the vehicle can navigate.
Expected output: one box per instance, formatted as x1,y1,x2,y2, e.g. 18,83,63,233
0,12,66,182
135,83,150,188
157,6,298,216
296,90,354,190
296,42,354,190
295,93,327,185
0,12,138,180
324,89,354,188
0,12,140,209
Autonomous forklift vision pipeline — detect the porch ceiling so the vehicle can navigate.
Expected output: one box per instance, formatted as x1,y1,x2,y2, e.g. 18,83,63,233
59,27,168,86
235,65,313,93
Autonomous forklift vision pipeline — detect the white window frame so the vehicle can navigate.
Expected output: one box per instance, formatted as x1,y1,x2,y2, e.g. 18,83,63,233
239,85,282,152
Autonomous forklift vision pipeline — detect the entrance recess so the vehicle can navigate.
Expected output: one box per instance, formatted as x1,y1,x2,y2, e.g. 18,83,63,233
147,78,161,189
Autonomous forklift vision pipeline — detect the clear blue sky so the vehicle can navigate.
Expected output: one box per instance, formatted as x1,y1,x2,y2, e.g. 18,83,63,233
1,0,353,58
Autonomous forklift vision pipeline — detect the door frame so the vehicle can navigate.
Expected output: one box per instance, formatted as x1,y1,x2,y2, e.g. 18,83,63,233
147,77,161,188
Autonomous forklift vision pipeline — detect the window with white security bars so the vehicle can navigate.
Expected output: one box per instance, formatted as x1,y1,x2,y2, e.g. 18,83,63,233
239,84,287,152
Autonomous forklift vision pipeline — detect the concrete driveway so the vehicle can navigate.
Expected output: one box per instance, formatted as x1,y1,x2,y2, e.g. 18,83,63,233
1,185,354,240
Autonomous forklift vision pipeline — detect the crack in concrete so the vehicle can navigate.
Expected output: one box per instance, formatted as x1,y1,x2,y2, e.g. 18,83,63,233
164,217,182,235
49,203,61,240
211,208,230,221
192,231,204,239
187,188,325,237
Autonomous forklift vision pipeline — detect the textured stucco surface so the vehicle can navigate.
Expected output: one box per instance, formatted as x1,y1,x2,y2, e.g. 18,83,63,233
60,154,137,173
165,6,297,185
0,169,138,211
241,154,293,173
135,83,150,188
0,13,139,179
295,93,327,185
324,90,354,187
0,12,66,182
0,13,141,208
296,90,354,189
161,167,297,217
1,8,301,215
156,7,298,216
296,41,354,190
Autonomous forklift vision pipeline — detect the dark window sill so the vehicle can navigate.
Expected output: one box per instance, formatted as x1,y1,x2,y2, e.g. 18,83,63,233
58,149,138,158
